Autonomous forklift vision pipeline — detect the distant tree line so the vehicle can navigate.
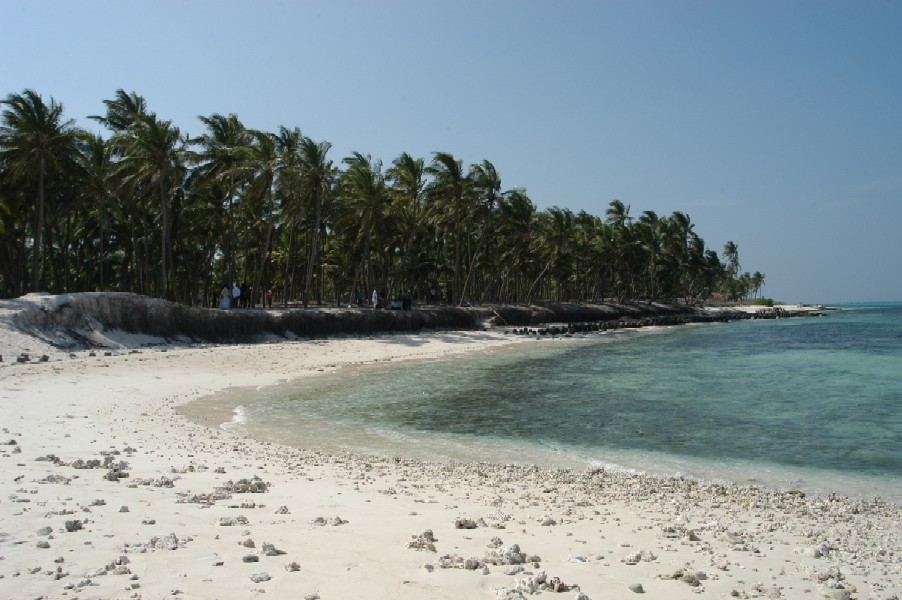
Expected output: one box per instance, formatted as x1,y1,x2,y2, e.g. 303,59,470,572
0,89,765,306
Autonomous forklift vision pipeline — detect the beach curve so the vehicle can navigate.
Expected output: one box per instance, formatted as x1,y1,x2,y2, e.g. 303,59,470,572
0,294,898,600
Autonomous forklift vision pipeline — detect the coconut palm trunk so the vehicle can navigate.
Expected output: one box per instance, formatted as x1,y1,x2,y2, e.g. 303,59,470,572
32,155,45,291
298,138,332,308
158,176,171,297
304,184,322,307
251,178,275,307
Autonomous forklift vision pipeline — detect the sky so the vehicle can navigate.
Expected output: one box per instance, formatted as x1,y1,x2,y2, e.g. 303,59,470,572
3,0,901,303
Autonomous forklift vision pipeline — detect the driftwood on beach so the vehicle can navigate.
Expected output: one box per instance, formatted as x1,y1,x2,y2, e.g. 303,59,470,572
7,292,817,351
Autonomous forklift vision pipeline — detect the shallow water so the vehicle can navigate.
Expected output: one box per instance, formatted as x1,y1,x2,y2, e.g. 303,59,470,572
227,303,902,502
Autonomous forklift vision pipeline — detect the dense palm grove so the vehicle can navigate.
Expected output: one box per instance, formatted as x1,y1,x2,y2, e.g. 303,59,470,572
0,89,764,307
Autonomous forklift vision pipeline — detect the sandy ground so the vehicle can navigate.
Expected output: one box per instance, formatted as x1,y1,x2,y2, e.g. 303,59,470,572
0,303,900,600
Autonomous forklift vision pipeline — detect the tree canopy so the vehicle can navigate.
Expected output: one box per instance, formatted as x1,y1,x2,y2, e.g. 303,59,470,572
0,88,765,306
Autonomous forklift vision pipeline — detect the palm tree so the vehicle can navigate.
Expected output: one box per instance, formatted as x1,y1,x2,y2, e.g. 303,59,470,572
114,113,189,299
338,152,389,300
269,127,304,304
699,248,724,305
386,152,426,295
670,211,695,245
750,271,765,299
571,210,606,301
605,199,632,228
657,211,700,302
460,159,501,303
637,210,661,301
299,136,333,307
722,240,740,278
193,113,251,287
90,90,153,294
496,189,536,302
427,152,467,305
89,89,148,133
526,206,574,303
78,133,116,290
0,89,84,292
605,200,634,300
231,128,281,305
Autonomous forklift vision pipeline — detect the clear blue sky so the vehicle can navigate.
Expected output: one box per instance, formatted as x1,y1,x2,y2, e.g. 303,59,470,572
4,0,901,303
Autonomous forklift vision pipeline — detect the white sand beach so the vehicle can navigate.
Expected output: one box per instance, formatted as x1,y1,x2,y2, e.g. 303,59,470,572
0,295,899,600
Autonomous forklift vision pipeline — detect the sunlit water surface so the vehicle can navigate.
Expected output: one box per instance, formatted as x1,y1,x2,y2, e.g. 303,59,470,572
224,303,902,502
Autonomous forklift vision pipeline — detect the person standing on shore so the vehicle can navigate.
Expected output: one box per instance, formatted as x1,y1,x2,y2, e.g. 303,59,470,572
232,283,241,308
220,284,231,309
239,282,249,308
372,289,379,309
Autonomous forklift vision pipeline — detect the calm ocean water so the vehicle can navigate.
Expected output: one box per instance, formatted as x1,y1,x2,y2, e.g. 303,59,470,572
231,302,902,501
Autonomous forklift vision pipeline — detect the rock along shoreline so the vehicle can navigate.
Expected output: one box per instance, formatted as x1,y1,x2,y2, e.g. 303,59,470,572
2,291,825,354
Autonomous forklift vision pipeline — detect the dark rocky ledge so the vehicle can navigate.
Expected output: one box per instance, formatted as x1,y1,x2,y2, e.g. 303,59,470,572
7,292,821,350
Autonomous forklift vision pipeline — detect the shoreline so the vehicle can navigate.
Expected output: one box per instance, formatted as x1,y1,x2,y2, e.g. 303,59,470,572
2,294,899,599
178,325,902,505
2,327,901,598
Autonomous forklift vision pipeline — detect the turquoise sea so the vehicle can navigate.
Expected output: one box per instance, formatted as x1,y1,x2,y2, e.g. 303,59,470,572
230,302,902,502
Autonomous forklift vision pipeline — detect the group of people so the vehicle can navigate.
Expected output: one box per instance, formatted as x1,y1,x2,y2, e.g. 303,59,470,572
355,286,450,310
370,289,413,310
219,282,275,309
215,283,441,310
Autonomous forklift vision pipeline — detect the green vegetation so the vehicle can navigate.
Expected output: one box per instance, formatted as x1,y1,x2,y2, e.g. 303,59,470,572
1,89,765,306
